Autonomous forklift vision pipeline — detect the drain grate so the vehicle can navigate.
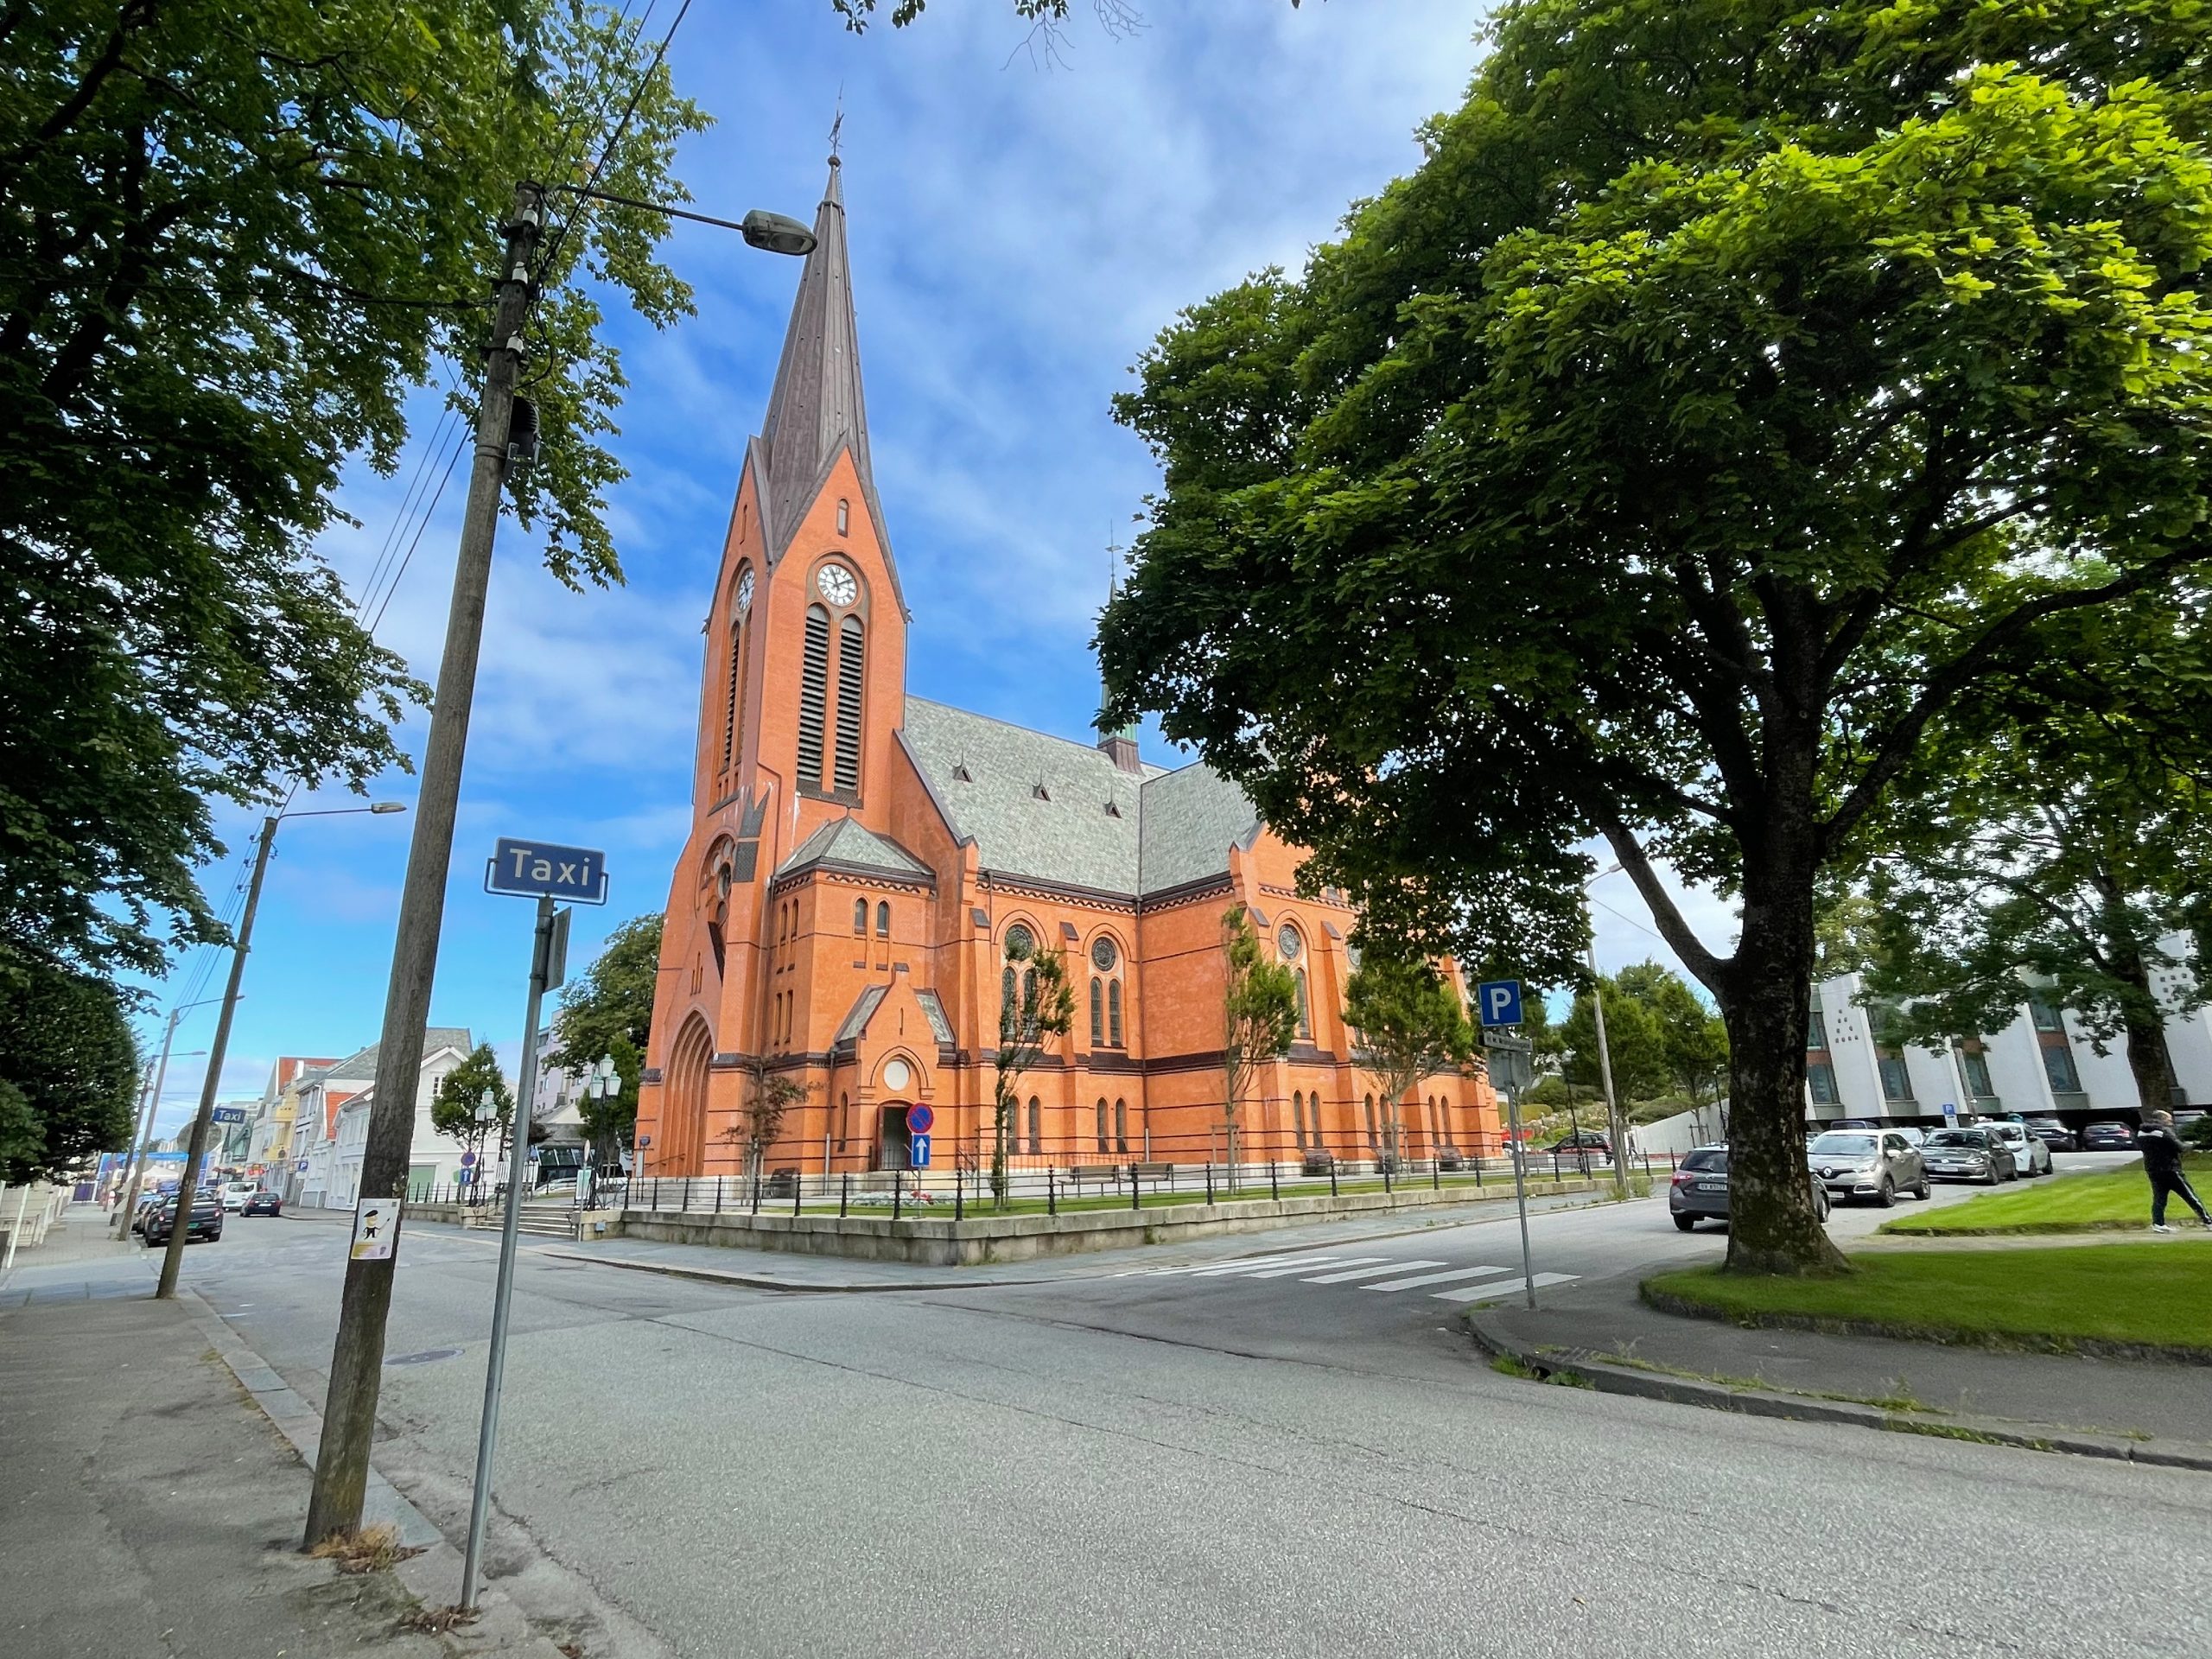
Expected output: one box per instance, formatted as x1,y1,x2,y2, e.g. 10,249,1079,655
384,1347,461,1366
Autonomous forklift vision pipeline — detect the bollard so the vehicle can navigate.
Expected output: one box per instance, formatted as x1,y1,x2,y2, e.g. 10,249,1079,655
956,1166,964,1222
893,1171,903,1222
841,1173,850,1217
1269,1160,1279,1202
793,1175,802,1219
1047,1167,1057,1216
1205,1162,1215,1205
1130,1163,1141,1211
1330,1160,1338,1198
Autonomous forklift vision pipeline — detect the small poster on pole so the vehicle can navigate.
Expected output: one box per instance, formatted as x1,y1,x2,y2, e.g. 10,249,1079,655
349,1198,402,1262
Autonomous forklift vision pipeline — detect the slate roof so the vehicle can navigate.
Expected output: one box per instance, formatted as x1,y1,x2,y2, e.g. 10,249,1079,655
835,986,889,1045
320,1027,474,1084
777,816,933,881
900,696,1261,899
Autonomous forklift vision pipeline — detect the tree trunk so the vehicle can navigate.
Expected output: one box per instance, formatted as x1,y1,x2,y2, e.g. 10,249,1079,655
2113,960,2177,1118
1720,816,1847,1275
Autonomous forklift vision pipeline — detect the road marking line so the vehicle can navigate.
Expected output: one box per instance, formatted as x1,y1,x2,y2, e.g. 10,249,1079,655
1430,1272,1579,1303
1152,1249,1343,1276
1300,1259,1447,1284
1178,1252,1351,1277
1238,1255,1398,1279
1360,1265,1511,1293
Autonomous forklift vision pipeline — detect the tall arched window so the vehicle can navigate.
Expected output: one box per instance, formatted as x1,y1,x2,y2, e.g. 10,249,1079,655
1095,1098,1109,1153
1021,968,1038,1038
833,614,865,794
1364,1092,1378,1150
1027,1095,1040,1154
1114,1098,1128,1154
1001,965,1018,1037
1293,1090,1307,1149
1295,970,1311,1039
836,498,850,535
798,604,830,789
875,900,890,938
720,566,753,777
852,898,867,934
1108,980,1124,1047
1090,978,1104,1046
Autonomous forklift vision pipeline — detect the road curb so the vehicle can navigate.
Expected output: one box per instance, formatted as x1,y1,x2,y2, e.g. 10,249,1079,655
1637,1282,2212,1368
1461,1307,2212,1473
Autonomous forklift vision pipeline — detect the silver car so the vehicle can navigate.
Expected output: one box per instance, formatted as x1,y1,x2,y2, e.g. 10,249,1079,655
1807,1128,1930,1207
1923,1126,2018,1185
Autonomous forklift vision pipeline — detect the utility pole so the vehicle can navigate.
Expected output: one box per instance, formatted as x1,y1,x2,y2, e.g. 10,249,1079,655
1588,943,1630,1200
307,184,544,1545
116,1002,213,1234
110,1058,158,1221
158,816,278,1298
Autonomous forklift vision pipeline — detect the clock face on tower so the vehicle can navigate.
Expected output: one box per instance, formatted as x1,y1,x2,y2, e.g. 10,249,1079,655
816,563,857,607
734,568,754,612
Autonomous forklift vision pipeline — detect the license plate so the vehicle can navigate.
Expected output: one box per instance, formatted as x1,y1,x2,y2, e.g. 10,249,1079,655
1696,1180,1726,1192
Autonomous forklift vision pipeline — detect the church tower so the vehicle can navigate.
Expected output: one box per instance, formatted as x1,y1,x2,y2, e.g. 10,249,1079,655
639,156,908,1174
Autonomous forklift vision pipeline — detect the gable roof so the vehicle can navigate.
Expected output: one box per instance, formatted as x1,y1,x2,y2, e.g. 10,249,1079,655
777,816,932,882
1137,760,1262,896
318,1027,473,1086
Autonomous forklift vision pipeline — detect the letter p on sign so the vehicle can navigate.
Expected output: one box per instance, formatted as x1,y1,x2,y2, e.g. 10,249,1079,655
1477,979,1523,1027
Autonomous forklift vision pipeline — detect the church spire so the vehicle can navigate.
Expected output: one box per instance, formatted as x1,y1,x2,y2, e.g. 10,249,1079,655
756,153,878,563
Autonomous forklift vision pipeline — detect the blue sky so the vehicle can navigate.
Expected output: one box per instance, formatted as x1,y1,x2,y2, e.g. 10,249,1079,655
133,1,1733,1137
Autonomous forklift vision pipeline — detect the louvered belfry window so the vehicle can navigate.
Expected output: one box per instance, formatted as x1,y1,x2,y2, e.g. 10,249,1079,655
798,604,830,788
833,613,865,792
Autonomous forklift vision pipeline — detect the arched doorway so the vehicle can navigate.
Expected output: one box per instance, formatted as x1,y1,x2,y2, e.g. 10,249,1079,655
664,1014,713,1174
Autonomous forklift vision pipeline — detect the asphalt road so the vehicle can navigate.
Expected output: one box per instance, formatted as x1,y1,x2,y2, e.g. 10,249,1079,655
172,1160,2205,1659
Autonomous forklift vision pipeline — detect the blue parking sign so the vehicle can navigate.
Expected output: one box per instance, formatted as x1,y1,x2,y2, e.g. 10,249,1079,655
1476,979,1524,1027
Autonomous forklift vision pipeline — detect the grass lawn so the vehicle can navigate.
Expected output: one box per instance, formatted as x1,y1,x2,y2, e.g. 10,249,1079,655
1879,1153,2212,1235
1645,1240,2212,1355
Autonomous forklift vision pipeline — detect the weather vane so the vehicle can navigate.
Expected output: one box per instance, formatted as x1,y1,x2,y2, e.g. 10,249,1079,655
829,93,844,163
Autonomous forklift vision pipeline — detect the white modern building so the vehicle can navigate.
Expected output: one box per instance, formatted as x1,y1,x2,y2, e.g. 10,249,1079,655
1808,937,2209,1127
529,1027,588,1148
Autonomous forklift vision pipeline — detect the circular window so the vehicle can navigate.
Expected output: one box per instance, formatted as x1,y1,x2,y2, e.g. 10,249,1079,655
1004,924,1035,961
881,1058,911,1091
1278,924,1302,961
1090,936,1118,972
817,563,858,607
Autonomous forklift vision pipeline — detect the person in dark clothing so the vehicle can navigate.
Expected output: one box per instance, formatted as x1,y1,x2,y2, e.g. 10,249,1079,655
2137,1111,2209,1232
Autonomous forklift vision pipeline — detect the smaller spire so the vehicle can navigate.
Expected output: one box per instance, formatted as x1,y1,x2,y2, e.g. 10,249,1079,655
1098,525,1141,772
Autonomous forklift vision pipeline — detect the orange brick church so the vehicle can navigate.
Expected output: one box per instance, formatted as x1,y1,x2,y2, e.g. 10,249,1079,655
634,160,1499,1178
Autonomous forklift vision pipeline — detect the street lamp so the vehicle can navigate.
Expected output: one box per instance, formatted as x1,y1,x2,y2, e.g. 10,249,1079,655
155,802,407,1298
470,1087,499,1205
582,1053,619,1174
1585,862,1630,1200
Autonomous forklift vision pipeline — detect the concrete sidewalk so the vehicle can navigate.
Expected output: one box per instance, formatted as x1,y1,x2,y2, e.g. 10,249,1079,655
1467,1262,2212,1468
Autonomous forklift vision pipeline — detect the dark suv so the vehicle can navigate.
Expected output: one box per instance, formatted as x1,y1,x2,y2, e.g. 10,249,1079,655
1670,1145,1830,1232
143,1191,223,1246
1807,1128,1929,1207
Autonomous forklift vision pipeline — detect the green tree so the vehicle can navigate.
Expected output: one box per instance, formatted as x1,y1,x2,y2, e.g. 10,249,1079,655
1221,906,1299,1181
429,1043,512,1178
1560,981,1669,1104
551,915,662,1159
720,1056,809,1186
1100,0,2212,1274
1616,962,1731,1108
0,0,707,985
1863,629,2212,1116
991,931,1075,1203
1344,952,1476,1163
0,962,138,1183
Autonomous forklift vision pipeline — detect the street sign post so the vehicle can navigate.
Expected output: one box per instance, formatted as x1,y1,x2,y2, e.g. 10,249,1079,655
1482,1030,1541,1310
1475,979,1524,1028
461,839,602,1611
212,1106,247,1126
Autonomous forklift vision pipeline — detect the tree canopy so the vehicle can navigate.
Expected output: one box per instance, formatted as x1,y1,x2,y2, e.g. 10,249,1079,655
429,1042,512,1149
0,0,706,985
0,963,139,1184
1099,0,2212,1273
1221,906,1299,1164
1344,952,1476,1155
551,914,662,1154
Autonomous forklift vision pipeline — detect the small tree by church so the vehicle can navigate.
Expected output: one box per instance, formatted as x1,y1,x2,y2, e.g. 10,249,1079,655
720,1056,810,1188
991,931,1074,1205
1344,953,1477,1166
1221,906,1298,1186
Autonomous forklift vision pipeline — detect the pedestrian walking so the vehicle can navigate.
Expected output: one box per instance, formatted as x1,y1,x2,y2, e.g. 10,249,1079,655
2138,1110,2209,1233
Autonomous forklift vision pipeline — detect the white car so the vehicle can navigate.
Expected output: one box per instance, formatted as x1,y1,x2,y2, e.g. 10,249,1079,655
1986,1120,2051,1177
219,1179,257,1212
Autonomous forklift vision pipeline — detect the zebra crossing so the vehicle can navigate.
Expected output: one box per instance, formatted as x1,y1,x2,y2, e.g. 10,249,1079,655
1119,1248,1579,1303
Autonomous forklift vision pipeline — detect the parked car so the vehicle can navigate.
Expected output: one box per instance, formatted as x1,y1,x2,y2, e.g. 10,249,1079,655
1807,1128,1929,1207
2024,1116,2077,1153
142,1192,223,1247
1670,1144,1830,1232
1545,1130,1612,1155
1986,1121,2050,1177
1923,1126,2017,1185
219,1179,257,1212
2080,1121,2137,1150
241,1189,283,1217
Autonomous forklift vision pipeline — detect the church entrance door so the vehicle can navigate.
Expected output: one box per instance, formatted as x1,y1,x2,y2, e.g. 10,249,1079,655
877,1104,912,1171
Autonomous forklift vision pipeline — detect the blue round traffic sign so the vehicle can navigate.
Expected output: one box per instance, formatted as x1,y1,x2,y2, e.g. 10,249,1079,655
906,1103,934,1136
460,1151,477,1166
